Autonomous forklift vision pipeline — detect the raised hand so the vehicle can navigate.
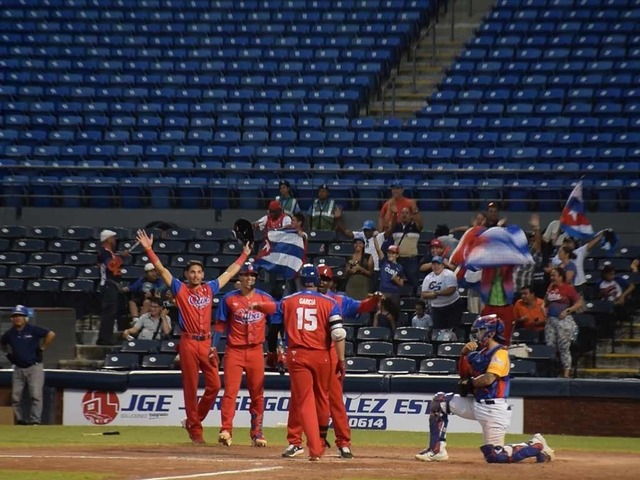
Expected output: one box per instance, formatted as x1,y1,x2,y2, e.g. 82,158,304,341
136,229,153,250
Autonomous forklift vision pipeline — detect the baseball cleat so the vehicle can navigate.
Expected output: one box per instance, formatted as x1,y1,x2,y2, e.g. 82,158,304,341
415,443,449,462
308,456,320,462
251,433,268,447
282,444,305,458
180,417,188,429
338,446,354,459
531,433,554,462
191,437,206,445
218,430,232,447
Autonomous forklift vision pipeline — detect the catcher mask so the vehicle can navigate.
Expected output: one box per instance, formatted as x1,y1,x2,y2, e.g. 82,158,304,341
233,218,254,245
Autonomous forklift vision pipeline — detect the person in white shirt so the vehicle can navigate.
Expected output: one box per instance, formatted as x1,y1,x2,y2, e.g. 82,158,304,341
411,300,433,332
550,231,605,291
421,256,463,332
123,298,171,341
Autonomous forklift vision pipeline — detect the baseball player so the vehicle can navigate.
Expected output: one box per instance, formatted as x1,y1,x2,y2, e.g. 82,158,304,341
282,265,381,459
136,229,251,445
415,314,555,464
254,264,346,461
214,262,275,447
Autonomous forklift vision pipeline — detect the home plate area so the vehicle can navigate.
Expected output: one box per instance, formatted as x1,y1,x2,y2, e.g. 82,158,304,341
1,445,637,480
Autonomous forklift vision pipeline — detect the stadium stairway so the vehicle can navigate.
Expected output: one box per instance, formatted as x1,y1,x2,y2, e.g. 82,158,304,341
367,0,496,118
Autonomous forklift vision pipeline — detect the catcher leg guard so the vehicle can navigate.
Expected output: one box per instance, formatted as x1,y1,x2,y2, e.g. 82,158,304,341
480,445,511,463
425,392,450,455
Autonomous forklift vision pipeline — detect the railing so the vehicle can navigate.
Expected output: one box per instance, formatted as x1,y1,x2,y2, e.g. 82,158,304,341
412,21,437,92
380,72,398,118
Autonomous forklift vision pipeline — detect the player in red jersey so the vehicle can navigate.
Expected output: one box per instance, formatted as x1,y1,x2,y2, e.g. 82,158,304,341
282,265,382,459
254,264,346,461
214,262,275,447
135,229,251,445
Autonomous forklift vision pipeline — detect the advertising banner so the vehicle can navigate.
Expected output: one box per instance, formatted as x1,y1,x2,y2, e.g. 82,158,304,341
64,389,523,433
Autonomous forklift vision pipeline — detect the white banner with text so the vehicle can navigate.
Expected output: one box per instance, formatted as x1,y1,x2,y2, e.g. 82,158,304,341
63,389,523,433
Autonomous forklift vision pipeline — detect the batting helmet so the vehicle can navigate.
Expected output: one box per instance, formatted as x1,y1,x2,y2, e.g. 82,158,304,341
11,304,30,318
239,261,258,276
317,264,334,280
232,218,254,244
470,314,504,347
299,263,319,286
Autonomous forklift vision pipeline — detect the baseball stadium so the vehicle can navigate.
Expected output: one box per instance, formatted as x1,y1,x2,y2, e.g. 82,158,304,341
1,0,640,479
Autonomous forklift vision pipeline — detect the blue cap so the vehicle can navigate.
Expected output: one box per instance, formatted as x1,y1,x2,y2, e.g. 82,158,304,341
362,220,376,230
431,256,444,264
390,180,403,188
11,305,30,317
239,262,258,276
300,263,319,286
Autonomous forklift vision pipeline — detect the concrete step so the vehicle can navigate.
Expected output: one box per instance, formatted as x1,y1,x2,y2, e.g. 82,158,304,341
76,344,120,360
594,353,640,368
577,367,640,379
59,359,105,371
598,338,640,354
76,329,99,345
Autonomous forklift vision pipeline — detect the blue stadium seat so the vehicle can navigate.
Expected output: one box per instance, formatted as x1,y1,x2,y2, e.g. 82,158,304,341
357,179,385,210
176,178,208,209
86,177,118,208
236,178,266,209
447,179,475,211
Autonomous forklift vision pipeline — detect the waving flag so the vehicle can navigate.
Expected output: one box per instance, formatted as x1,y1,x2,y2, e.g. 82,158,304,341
450,225,533,269
255,229,306,279
560,181,594,240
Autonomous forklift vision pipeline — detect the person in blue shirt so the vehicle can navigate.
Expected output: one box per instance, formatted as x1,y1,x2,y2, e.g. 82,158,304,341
375,245,405,330
0,305,55,425
124,262,167,323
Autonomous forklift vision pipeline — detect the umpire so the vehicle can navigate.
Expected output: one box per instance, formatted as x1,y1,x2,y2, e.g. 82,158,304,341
0,305,55,425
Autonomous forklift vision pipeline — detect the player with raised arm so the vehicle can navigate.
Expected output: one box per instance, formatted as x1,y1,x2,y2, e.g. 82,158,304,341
214,261,275,447
135,228,251,445
415,314,555,464
282,265,382,459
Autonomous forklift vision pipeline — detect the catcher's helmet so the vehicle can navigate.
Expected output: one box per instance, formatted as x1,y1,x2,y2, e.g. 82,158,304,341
233,218,254,244
239,261,258,276
300,263,319,286
470,314,504,346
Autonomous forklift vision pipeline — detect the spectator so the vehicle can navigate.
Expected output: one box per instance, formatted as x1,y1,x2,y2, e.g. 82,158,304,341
513,285,547,341
421,256,462,339
308,183,340,231
420,239,454,273
344,234,373,300
96,229,130,345
555,246,578,285
385,203,423,292
631,258,639,273
275,180,300,217
411,299,433,332
378,181,416,231
340,220,386,289
598,265,635,327
254,200,292,232
122,297,172,341
513,214,546,297
125,263,166,322
544,267,584,378
551,231,605,293
376,245,405,330
1,305,55,425
480,266,517,346
485,202,506,228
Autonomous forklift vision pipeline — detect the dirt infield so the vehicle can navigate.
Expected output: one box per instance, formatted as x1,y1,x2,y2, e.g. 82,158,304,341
1,444,638,480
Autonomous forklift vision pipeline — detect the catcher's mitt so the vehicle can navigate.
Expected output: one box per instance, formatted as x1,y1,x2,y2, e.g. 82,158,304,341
458,378,474,397
232,218,254,244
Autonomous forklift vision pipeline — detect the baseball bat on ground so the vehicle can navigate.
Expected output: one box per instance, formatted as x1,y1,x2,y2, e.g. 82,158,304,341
81,431,121,436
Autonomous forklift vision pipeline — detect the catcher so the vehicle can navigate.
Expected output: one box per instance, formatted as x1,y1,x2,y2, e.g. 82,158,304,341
415,314,555,464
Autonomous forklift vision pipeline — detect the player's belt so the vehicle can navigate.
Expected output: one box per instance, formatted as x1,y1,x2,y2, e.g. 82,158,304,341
181,333,211,341
476,398,507,405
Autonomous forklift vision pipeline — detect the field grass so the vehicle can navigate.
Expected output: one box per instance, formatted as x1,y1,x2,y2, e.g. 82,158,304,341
1,426,639,453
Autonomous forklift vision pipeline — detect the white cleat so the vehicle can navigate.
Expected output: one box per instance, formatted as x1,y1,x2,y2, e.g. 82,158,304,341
218,430,232,447
415,442,449,462
531,433,555,462
180,417,187,429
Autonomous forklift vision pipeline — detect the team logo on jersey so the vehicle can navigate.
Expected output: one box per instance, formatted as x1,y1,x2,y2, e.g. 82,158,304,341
234,309,264,324
187,293,211,309
81,391,120,425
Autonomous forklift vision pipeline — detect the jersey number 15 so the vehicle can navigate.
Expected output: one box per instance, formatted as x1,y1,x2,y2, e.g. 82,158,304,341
296,307,318,331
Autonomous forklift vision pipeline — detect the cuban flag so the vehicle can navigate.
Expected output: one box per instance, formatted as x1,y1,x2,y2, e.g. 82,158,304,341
255,229,306,279
560,181,594,240
450,225,533,269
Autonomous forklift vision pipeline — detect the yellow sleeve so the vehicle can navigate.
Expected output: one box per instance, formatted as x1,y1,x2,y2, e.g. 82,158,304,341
487,348,510,378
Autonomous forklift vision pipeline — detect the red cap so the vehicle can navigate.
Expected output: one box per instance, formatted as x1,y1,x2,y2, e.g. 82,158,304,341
430,239,443,248
268,200,281,212
317,264,334,280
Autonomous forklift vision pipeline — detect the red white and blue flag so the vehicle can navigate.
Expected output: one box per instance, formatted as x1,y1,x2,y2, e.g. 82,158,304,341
255,229,306,279
450,225,533,270
560,181,594,240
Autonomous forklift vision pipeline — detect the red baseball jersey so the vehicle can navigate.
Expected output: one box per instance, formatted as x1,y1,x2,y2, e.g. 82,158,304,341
171,278,219,335
216,289,275,347
276,290,342,350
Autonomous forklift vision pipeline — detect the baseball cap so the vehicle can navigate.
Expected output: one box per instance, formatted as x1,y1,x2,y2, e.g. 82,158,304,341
430,239,443,248
317,264,334,280
278,180,290,188
99,229,117,242
353,232,366,244
388,245,399,254
144,263,155,272
318,183,329,191
268,200,281,212
362,220,376,230
431,255,443,264
239,261,258,276
11,305,29,318
487,201,498,209
390,180,403,188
